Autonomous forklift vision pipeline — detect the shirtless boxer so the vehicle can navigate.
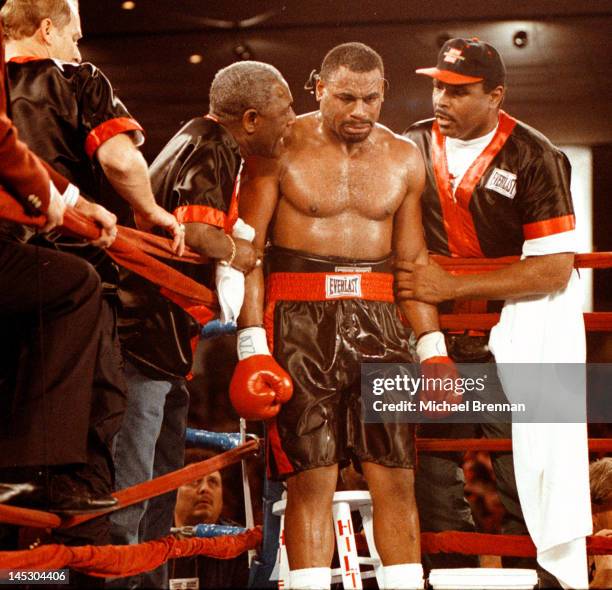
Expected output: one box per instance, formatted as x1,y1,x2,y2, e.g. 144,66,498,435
230,42,456,590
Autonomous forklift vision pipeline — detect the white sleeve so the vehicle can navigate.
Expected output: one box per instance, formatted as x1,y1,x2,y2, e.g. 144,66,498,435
522,230,578,257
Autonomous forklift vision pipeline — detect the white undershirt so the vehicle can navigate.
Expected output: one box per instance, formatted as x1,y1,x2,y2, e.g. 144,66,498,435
445,126,497,193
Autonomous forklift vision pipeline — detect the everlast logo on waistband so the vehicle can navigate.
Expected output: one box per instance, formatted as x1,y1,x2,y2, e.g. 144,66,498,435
485,168,517,199
325,274,362,299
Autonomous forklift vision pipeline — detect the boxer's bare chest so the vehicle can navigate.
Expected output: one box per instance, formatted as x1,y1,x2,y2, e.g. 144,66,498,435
279,142,407,221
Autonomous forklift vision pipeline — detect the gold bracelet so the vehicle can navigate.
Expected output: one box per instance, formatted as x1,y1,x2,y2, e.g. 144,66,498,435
221,233,237,267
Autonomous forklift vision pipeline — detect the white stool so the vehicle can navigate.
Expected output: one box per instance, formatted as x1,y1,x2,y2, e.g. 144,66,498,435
272,490,384,589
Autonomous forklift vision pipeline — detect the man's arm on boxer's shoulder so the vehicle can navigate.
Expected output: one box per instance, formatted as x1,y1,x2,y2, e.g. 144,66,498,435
396,249,574,304
392,141,440,337
237,155,281,328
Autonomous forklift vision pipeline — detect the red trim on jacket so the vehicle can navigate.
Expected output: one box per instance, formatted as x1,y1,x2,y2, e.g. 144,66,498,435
225,159,242,233
172,159,241,233
523,214,576,240
226,187,239,232
204,115,240,232
84,117,144,159
8,56,45,63
431,110,517,258
173,204,226,228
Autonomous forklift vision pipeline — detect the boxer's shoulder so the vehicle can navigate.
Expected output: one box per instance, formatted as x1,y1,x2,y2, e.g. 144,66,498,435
282,112,323,151
371,124,422,165
292,112,320,136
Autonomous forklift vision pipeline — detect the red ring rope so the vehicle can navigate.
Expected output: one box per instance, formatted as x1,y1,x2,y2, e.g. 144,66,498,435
0,439,259,530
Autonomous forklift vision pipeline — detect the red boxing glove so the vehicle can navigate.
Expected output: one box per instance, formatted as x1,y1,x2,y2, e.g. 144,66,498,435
230,355,293,421
417,331,463,418
419,356,463,418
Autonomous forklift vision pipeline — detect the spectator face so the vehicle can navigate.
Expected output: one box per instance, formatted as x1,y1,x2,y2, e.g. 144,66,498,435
175,470,223,526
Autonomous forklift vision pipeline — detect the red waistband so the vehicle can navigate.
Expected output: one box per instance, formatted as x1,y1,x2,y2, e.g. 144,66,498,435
266,271,394,303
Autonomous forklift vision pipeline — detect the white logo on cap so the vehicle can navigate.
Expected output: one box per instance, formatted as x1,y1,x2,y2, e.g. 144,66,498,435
443,48,466,64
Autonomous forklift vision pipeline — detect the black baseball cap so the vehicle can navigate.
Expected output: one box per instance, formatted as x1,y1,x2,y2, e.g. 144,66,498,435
416,37,506,86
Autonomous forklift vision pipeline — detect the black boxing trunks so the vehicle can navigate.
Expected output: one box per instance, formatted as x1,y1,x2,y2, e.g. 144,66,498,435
264,246,416,479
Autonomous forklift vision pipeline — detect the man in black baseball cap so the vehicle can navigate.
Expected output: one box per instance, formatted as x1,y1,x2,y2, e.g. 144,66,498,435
412,37,507,140
398,37,587,589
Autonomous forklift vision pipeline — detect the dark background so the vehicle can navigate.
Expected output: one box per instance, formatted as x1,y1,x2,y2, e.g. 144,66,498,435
78,1,612,156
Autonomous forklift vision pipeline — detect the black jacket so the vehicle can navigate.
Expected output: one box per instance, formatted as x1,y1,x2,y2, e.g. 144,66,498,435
118,117,241,378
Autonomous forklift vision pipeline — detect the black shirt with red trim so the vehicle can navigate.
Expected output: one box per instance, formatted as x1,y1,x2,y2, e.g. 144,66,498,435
404,112,575,258
150,116,241,234
118,117,241,379
6,57,143,226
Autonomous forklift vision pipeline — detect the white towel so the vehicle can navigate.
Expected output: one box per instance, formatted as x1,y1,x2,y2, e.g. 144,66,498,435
489,268,592,589
215,218,255,325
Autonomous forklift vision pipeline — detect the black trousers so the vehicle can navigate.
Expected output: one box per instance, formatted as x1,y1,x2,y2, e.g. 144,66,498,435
0,238,103,467
416,420,521,568
50,296,128,561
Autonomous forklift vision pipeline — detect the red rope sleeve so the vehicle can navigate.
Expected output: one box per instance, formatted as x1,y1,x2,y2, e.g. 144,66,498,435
0,191,218,322
0,529,262,577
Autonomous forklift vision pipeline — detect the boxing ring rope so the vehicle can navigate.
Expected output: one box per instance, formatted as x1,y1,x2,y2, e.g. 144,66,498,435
431,252,612,271
184,428,254,451
0,525,609,575
420,532,612,558
440,311,612,331
0,438,259,530
0,529,262,577
61,438,260,529
183,428,612,460
1,430,610,572
432,252,612,331
0,193,220,325
416,438,612,453
168,514,612,559
0,504,61,529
